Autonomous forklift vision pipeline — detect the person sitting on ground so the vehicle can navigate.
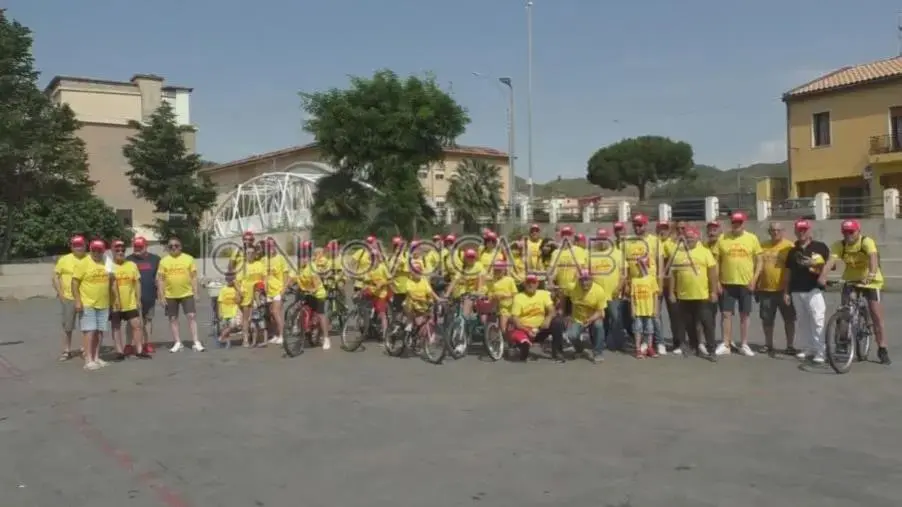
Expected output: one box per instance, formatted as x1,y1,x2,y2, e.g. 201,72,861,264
509,274,565,363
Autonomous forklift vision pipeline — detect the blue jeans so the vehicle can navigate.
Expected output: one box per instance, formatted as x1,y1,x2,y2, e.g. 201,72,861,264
80,307,110,332
605,299,626,350
566,319,606,355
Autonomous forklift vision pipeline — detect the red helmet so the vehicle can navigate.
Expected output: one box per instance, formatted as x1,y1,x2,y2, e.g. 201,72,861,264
392,236,403,246
613,221,625,231
444,234,456,245
841,220,860,233
464,248,477,259
632,213,648,226
560,226,574,236
794,219,811,231
731,211,747,223
596,228,610,239
366,235,377,244
483,231,498,241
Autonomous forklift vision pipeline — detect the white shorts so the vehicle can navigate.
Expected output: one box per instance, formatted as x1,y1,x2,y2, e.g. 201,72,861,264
267,295,282,303
220,314,242,330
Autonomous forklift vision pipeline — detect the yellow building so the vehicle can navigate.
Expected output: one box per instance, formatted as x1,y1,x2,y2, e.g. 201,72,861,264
784,56,902,203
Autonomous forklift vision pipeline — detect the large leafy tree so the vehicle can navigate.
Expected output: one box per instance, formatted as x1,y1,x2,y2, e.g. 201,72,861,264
586,135,694,200
123,101,216,255
0,11,94,260
310,173,373,242
446,158,503,233
300,69,469,236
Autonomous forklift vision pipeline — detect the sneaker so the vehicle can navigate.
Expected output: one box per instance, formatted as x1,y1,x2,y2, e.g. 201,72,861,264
656,344,667,356
878,347,891,365
784,346,797,356
123,345,136,356
518,342,530,361
144,343,155,354
646,346,658,358
715,343,731,356
551,357,566,364
796,350,808,360
671,347,683,356
639,343,648,354
95,359,109,367
738,344,755,357
454,343,467,356
192,342,205,352
83,361,101,371
812,355,825,365
270,336,284,345
698,343,709,356
322,337,332,350
592,352,603,363
170,342,184,353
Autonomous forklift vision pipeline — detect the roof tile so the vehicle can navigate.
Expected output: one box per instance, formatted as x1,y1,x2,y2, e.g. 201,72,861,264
784,56,902,99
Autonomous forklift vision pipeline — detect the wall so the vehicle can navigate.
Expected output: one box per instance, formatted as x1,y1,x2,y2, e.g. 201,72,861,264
7,220,902,300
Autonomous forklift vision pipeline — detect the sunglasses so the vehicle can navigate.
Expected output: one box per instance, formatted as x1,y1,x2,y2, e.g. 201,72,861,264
168,243,181,249
113,246,126,251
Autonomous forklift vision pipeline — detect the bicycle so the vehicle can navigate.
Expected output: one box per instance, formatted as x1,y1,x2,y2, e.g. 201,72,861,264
444,295,482,360
384,302,446,363
480,301,505,361
340,291,388,352
824,281,873,374
283,290,324,357
324,282,348,334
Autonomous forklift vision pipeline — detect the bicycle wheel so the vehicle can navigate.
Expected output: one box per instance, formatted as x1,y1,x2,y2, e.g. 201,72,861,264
421,320,445,364
340,309,365,352
825,311,854,374
282,301,305,357
447,317,469,360
384,314,406,357
329,298,347,333
484,321,504,361
856,311,871,362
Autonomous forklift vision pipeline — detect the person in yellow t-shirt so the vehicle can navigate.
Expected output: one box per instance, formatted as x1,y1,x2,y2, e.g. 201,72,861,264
72,239,114,371
624,214,665,354
216,271,243,347
629,257,659,359
237,243,266,348
524,224,544,275
667,227,718,360
402,261,441,335
486,261,518,332
822,219,890,365
348,236,378,291
259,238,291,345
566,270,608,362
507,241,527,287
294,244,331,350
479,231,506,271
510,274,565,363
444,248,485,303
157,237,203,353
589,228,627,350
550,228,587,319
363,249,392,335
109,240,144,359
53,235,87,360
228,230,257,273
754,222,796,355
387,236,410,313
714,212,761,357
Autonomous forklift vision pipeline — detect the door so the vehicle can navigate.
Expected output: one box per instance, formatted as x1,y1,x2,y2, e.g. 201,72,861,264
890,107,902,151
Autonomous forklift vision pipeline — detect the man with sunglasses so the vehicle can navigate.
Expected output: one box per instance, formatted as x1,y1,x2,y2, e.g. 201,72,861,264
755,222,796,356
714,212,761,356
157,237,204,352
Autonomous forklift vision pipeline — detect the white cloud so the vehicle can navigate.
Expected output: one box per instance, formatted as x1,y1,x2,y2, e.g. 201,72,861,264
754,139,787,163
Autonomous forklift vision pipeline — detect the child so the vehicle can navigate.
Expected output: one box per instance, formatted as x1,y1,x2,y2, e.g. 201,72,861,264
249,281,268,347
486,261,517,331
217,272,243,348
630,257,659,358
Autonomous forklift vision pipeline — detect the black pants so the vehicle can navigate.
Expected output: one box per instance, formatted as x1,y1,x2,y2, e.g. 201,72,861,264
672,299,716,351
522,316,566,360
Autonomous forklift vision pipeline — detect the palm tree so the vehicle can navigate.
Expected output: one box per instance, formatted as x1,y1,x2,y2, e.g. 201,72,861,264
446,158,503,233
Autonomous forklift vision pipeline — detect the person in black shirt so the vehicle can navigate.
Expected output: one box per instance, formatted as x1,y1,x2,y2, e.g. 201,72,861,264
783,219,830,364
126,236,161,353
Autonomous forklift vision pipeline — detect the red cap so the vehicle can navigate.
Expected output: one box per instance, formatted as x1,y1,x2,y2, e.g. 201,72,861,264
133,236,147,248
464,248,477,259
524,273,539,283
841,220,860,232
254,281,265,291
613,221,625,231
794,219,811,231
89,239,105,251
632,213,648,225
730,211,747,223
529,223,540,232
392,236,403,246
444,234,456,244
656,221,670,230
493,261,507,270
366,235,377,244
685,227,700,238
575,233,586,242
327,240,338,250
70,235,85,246
707,221,720,229
242,230,255,239
560,226,574,236
596,228,610,238
112,239,125,248
300,240,312,249
483,231,498,241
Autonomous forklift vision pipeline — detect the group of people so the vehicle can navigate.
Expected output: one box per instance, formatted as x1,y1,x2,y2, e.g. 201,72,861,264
52,211,891,370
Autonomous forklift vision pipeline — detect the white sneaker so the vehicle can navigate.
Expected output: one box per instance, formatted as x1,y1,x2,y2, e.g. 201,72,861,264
671,347,683,356
812,355,825,364
322,337,331,350
83,361,100,371
796,350,808,360
738,343,755,357
656,344,667,356
404,323,413,332
698,343,709,356
455,344,466,355
639,343,648,354
715,343,731,356
270,336,283,345
95,359,109,367
170,342,184,353
192,342,205,352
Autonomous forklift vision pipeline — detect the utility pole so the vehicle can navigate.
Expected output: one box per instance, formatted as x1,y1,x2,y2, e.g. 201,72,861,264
499,78,516,211
897,11,902,56
526,0,535,208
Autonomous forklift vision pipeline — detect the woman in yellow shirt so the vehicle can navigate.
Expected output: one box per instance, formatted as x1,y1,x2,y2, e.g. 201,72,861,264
110,240,145,359
237,243,266,348
629,257,659,359
295,245,331,349
262,238,291,345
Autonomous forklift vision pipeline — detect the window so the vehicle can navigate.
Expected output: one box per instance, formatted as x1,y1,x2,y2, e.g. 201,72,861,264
116,209,133,228
890,106,902,151
418,171,428,179
435,173,445,180
812,112,831,147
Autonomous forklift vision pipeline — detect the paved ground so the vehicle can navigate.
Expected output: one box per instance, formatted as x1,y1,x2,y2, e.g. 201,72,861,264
1,295,902,507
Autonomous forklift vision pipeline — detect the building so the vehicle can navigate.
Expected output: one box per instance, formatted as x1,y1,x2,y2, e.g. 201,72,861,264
200,143,512,209
45,74,194,232
784,56,902,206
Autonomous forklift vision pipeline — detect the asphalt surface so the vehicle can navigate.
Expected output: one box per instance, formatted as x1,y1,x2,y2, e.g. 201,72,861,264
1,295,901,507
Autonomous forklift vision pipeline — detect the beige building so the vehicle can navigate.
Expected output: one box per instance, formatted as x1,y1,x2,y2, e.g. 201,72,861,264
45,74,195,232
200,143,512,209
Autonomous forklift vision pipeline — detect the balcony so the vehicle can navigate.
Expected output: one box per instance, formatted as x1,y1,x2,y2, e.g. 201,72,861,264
868,134,902,165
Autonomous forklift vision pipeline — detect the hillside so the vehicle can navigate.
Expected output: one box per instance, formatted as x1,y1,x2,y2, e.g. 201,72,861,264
516,161,788,199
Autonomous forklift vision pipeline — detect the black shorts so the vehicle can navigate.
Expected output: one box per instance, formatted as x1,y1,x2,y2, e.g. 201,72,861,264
842,286,881,303
165,297,197,317
302,294,326,314
719,284,752,314
757,291,795,325
562,296,573,316
110,309,140,323
391,293,407,312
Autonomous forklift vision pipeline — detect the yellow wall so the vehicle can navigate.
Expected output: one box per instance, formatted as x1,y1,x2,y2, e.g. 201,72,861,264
418,155,512,205
787,79,902,197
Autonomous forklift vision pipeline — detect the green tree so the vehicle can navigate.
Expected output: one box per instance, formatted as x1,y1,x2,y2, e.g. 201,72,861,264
123,101,216,256
586,136,694,200
310,172,373,242
300,69,469,236
445,158,503,233
0,195,130,259
0,11,93,260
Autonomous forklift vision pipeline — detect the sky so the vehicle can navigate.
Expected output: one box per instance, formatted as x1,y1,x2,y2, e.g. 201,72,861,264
6,0,902,183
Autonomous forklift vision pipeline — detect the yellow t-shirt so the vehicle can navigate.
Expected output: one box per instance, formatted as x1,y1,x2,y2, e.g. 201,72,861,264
404,277,434,312
487,275,518,315
479,248,506,272
389,252,410,294
365,262,391,299
72,256,111,309
630,274,658,317
54,253,84,300
230,249,246,273
661,237,677,260
349,247,373,286
511,290,554,330
671,244,717,300
588,248,622,299
238,259,266,306
705,238,720,261
716,231,762,286
524,238,543,272
568,282,608,325
296,265,327,299
625,234,660,279
758,239,793,292
551,245,587,291
424,250,440,275
158,254,196,299
264,255,290,298
112,260,140,311
830,237,884,289
217,286,241,319
453,262,485,297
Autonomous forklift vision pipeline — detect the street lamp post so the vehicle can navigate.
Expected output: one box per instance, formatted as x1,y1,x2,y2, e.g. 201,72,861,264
526,0,534,208
499,77,515,213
